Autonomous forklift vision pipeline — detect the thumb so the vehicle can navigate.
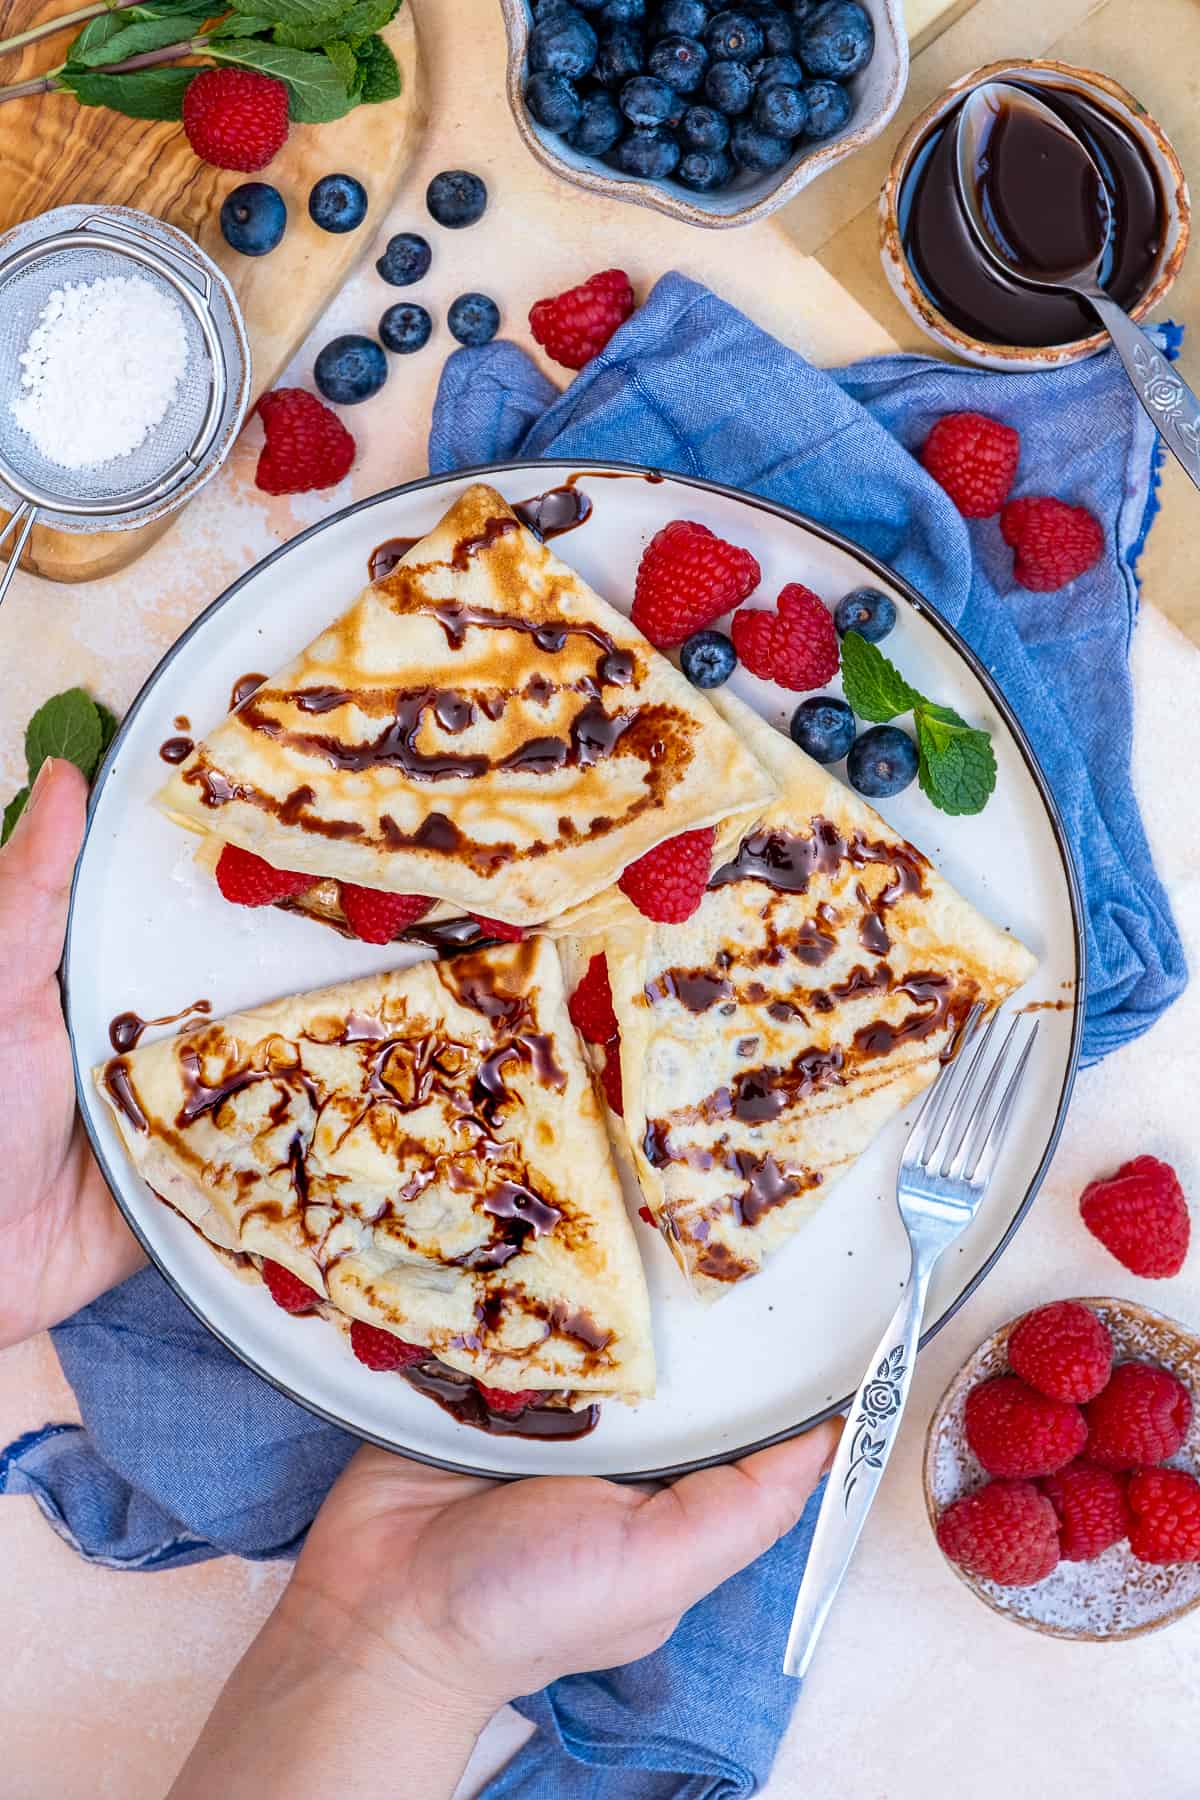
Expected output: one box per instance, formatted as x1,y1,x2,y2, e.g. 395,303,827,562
0,758,89,1002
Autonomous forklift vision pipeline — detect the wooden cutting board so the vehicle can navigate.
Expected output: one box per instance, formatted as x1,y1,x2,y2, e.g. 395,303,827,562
0,0,422,583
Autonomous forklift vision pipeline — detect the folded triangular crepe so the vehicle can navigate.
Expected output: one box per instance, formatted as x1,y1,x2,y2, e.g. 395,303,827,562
95,939,654,1406
572,694,1036,1299
159,484,775,929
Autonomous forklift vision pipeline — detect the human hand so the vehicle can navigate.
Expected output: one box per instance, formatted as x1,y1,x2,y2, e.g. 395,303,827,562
0,757,144,1348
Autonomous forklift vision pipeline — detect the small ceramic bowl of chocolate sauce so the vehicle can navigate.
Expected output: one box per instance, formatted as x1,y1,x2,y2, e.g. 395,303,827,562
879,61,1189,369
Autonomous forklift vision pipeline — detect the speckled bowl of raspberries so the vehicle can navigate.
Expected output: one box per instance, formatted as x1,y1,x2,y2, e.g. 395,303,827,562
925,1299,1200,1641
501,0,908,228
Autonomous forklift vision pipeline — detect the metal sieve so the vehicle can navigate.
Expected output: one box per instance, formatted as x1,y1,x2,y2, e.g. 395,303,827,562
0,206,251,603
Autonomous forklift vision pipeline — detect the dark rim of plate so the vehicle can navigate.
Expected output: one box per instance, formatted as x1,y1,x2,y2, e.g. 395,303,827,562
63,457,1087,1484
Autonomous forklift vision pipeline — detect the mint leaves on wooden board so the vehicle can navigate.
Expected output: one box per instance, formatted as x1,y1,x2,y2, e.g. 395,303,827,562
2,689,119,846
839,630,997,817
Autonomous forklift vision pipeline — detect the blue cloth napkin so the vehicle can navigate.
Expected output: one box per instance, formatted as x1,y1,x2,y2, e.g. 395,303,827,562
3,272,1187,1800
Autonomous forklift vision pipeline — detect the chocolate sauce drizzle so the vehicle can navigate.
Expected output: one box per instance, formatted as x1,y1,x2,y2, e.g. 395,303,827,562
158,736,194,764
108,998,211,1053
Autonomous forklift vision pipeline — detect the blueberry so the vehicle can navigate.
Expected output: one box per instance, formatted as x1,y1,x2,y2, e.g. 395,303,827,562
425,169,488,228
795,0,873,78
704,58,753,112
529,8,598,77
789,696,856,763
593,24,645,83
788,0,818,18
677,146,734,188
648,32,709,92
751,50,803,85
655,0,708,33
308,173,367,234
834,585,897,642
314,334,387,405
620,73,678,125
681,629,737,686
567,87,624,153
758,8,797,52
752,82,806,135
219,182,286,256
847,725,918,798
705,8,764,59
379,302,432,353
680,103,730,149
448,292,500,346
730,118,792,167
611,125,681,177
375,231,432,286
802,76,852,136
601,0,645,19
526,70,583,131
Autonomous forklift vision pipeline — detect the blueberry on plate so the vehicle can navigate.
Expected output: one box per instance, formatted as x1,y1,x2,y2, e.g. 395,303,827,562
567,87,624,153
525,70,583,131
219,182,286,256
677,146,734,188
308,173,367,233
620,73,678,125
601,0,645,20
789,696,855,763
648,32,709,92
426,169,489,228
529,8,598,77
379,302,432,353
375,231,432,286
611,125,681,177
801,76,852,136
705,9,764,60
751,50,804,85
704,58,753,113
834,585,896,642
448,292,500,346
847,725,918,798
593,24,645,83
314,334,388,405
680,103,730,150
752,81,807,136
730,118,792,168
680,629,737,687
655,0,708,33
795,0,873,78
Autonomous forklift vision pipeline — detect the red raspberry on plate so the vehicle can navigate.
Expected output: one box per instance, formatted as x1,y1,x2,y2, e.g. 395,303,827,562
964,1374,1087,1478
599,1041,624,1117
1084,1361,1193,1470
936,1479,1060,1586
215,843,313,907
1040,1461,1131,1561
1127,1467,1200,1564
339,883,431,945
619,826,714,924
468,913,525,941
999,495,1104,591
182,68,289,173
631,519,761,650
919,412,1020,518
638,1204,655,1225
256,389,356,496
568,953,619,1045
529,268,635,370
477,1382,539,1415
350,1319,427,1371
1007,1300,1114,1403
261,1258,319,1315
1080,1154,1190,1278
730,583,840,692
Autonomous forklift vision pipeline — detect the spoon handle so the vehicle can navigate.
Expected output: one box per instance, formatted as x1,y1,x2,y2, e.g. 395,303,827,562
1086,292,1200,493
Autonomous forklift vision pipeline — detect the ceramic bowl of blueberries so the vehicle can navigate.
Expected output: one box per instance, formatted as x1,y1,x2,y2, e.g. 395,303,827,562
501,0,908,228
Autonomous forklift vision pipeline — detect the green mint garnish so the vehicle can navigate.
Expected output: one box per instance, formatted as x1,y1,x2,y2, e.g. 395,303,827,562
839,631,996,817
4,688,121,845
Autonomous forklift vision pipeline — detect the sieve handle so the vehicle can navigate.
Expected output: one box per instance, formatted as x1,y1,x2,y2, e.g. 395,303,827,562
78,212,214,306
0,503,37,607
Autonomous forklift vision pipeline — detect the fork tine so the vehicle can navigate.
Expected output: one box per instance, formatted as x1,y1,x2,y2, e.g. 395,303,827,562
964,1020,1039,1186
942,1014,1020,1178
902,1002,983,1166
921,1006,1002,1173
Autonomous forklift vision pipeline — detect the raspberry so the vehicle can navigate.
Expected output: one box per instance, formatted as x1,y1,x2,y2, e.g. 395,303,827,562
618,826,714,924
339,883,431,945
638,1204,654,1225
1040,1461,1130,1560
182,68,289,173
215,843,314,907
1127,1467,1200,1564
350,1319,427,1371
936,1479,1060,1586
1080,1154,1190,1278
529,268,635,369
964,1375,1087,1478
256,389,356,496
919,412,1020,518
730,583,840,692
261,1258,319,1314
568,953,618,1044
631,519,761,649
468,913,524,941
1007,1301,1113,1403
477,1382,539,1415
999,496,1104,592
599,1042,624,1116
1084,1362,1193,1470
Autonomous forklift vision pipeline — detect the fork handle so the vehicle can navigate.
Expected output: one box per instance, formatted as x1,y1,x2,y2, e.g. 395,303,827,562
781,1249,937,1680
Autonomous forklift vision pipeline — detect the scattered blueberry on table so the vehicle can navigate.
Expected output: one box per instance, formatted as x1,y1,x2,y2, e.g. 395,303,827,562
376,232,433,286
426,169,488,228
308,173,368,233
789,695,856,763
834,586,896,642
847,724,918,798
314,334,388,404
380,302,433,353
680,629,737,688
219,182,286,256
448,292,501,346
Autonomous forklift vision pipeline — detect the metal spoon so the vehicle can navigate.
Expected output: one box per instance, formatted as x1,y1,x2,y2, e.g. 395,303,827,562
956,82,1200,492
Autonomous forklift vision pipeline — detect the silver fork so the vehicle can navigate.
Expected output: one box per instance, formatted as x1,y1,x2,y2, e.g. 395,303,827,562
781,1006,1040,1680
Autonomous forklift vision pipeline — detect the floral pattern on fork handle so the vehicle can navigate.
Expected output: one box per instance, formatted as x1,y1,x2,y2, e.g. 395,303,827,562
843,1343,907,1510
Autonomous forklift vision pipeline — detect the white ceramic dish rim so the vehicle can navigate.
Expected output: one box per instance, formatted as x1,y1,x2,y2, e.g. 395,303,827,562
63,457,1087,1482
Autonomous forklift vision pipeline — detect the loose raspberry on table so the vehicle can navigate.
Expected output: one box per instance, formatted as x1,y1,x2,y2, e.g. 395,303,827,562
350,1319,428,1371
730,583,840,692
261,1258,319,1314
256,389,356,496
1127,1467,1200,1564
1040,1461,1131,1561
1084,1362,1193,1470
468,913,525,941
936,1479,1060,1586
919,412,1020,518
599,1041,624,1116
1008,1301,1114,1403
999,495,1104,591
631,519,761,649
477,1382,539,1415
618,825,714,924
182,68,289,173
339,883,431,945
1080,1154,1190,1278
215,843,313,907
964,1374,1087,1478
568,953,619,1045
529,268,635,369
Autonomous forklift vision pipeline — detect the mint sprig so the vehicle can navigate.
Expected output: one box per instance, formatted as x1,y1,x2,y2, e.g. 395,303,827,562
840,631,997,817
3,688,120,845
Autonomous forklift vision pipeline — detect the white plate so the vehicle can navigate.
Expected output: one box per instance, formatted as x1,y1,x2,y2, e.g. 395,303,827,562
64,460,1084,1480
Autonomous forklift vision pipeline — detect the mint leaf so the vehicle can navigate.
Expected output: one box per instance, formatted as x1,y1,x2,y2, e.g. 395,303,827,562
25,689,103,783
208,40,353,120
354,32,399,101
839,629,924,723
228,0,347,29
59,65,195,118
68,4,209,66
323,36,357,88
915,710,997,816
1,788,29,847
96,703,120,759
273,0,396,51
211,12,276,35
